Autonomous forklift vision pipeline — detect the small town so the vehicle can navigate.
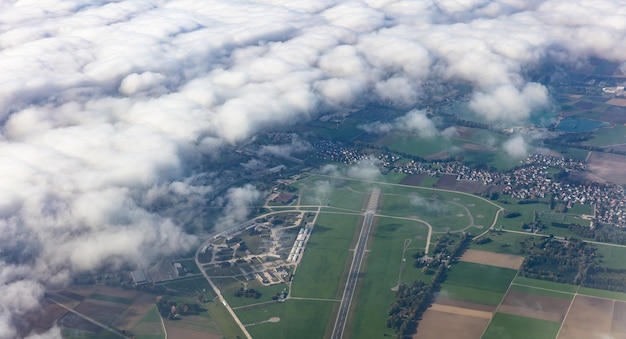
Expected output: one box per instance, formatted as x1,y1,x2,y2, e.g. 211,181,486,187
313,142,626,227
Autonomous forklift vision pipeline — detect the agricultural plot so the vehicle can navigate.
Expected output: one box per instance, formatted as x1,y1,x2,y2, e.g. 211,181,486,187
483,313,560,339
503,276,626,339
129,306,164,338
584,125,626,147
460,249,524,270
445,262,517,294
512,276,579,293
587,152,626,185
497,290,571,323
414,309,491,339
48,284,228,339
558,295,613,338
437,284,505,306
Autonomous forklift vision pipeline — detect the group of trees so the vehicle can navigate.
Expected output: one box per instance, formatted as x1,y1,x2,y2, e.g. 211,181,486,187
519,236,626,292
503,210,521,218
519,237,596,285
156,296,205,320
389,233,472,338
568,223,626,245
386,265,447,338
234,287,261,299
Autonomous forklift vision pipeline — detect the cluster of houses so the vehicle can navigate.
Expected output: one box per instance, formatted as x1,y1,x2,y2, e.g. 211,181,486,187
313,140,626,227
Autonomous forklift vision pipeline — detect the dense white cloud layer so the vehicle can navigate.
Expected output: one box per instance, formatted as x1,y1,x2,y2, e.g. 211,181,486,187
1,0,626,336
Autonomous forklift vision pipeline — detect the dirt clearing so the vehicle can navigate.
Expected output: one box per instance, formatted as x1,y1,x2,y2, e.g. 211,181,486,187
460,249,524,269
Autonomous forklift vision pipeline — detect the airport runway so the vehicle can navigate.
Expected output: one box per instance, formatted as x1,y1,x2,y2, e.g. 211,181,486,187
331,188,379,339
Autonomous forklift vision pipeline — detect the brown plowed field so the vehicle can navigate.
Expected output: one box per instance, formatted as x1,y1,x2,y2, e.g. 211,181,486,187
166,324,222,339
27,299,68,330
587,152,626,185
434,174,489,194
558,295,613,339
400,173,426,186
498,290,570,322
611,300,626,337
607,98,626,107
74,300,128,325
413,309,490,339
460,249,524,269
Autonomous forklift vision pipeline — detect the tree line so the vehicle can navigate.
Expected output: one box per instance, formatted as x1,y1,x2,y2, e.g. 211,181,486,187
387,233,471,338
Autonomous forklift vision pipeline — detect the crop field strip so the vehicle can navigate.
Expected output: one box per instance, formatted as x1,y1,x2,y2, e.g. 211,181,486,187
481,275,626,339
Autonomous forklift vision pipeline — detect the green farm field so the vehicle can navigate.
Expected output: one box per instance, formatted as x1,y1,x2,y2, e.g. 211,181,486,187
289,212,359,299
470,231,534,255
595,244,626,270
508,284,574,300
512,276,579,293
347,217,430,338
583,125,626,147
131,306,162,338
214,278,288,308
482,313,561,339
380,194,472,232
577,286,626,301
445,262,517,293
237,299,336,339
437,284,505,306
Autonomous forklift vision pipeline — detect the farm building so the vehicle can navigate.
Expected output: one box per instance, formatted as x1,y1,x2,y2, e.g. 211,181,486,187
273,192,297,204
130,270,149,286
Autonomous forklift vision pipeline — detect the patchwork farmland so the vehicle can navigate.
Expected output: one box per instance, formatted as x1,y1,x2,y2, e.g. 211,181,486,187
413,246,626,339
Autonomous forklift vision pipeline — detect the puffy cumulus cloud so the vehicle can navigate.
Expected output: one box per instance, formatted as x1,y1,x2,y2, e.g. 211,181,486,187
346,159,382,181
259,135,313,158
1,0,626,335
502,134,529,158
214,184,262,232
408,193,448,213
360,109,438,138
317,161,381,181
468,83,549,122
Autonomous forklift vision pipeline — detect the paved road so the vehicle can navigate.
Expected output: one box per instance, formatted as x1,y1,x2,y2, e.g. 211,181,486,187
47,296,128,338
195,243,252,339
331,188,380,339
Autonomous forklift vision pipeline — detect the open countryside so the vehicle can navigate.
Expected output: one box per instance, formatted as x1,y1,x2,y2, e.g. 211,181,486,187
42,159,626,339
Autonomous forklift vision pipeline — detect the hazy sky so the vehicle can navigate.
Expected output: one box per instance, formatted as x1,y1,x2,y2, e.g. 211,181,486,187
1,0,626,337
